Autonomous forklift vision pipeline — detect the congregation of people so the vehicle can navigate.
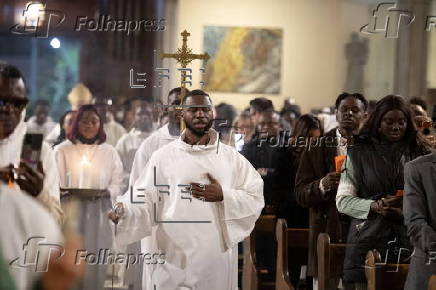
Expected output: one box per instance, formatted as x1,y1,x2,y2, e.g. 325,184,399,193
1,62,436,290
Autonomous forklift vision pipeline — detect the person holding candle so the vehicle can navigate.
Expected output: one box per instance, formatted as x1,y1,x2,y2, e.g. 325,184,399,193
54,104,123,290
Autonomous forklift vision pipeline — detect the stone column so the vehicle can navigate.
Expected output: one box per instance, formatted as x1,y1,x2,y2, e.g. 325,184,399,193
395,0,431,99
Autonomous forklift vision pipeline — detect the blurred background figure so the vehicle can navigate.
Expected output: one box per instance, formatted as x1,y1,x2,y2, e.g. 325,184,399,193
93,96,126,147
249,97,274,129
286,114,323,288
45,83,93,145
241,110,291,284
116,98,154,191
366,100,378,117
68,83,93,111
288,114,323,227
26,99,56,138
114,98,154,289
231,109,254,150
213,102,237,144
317,106,338,133
280,99,301,131
409,97,435,147
52,110,76,148
121,96,155,132
409,96,428,117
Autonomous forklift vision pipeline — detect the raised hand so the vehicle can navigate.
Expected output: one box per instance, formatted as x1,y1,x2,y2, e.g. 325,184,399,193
15,161,44,197
108,202,125,224
321,172,341,192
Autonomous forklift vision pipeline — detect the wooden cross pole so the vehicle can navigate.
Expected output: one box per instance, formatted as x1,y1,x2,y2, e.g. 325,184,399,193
161,30,210,131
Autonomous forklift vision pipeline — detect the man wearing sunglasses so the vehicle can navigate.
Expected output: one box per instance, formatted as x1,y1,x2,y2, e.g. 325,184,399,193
0,64,62,223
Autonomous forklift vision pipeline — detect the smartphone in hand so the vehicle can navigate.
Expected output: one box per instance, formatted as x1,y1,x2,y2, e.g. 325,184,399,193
21,133,43,170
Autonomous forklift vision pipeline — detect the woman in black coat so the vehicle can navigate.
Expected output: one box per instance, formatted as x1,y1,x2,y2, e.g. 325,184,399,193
335,95,432,289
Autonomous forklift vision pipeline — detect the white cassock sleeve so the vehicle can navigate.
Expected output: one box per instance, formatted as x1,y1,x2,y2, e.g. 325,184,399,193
128,139,152,188
107,146,124,201
37,142,63,224
218,152,264,250
115,156,159,245
115,136,130,190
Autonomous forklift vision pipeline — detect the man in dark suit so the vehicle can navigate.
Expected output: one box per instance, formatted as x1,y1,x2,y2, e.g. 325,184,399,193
295,93,368,288
404,152,436,290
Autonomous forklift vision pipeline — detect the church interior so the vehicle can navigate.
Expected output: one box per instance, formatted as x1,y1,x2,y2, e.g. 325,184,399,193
0,0,436,290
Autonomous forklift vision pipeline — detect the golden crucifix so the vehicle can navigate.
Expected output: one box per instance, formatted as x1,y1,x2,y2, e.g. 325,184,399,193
161,30,210,83
161,30,210,131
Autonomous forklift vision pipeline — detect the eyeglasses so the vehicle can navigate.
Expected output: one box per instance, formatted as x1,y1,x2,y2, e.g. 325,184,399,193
0,98,28,110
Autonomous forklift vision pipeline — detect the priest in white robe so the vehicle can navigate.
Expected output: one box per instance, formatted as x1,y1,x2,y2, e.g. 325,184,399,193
0,64,62,223
110,90,264,290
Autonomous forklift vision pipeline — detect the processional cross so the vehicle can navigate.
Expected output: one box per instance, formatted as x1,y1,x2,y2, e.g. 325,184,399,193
161,30,210,130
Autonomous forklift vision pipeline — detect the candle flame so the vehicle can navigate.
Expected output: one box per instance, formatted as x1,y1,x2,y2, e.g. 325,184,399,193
8,178,15,189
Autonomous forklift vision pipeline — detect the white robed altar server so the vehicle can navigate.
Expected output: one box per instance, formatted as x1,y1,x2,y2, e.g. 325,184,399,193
116,100,154,190
54,105,123,290
128,87,186,187
111,90,264,290
116,88,184,290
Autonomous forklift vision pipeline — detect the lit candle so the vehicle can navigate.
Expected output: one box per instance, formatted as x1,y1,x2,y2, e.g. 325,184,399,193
99,172,104,190
78,155,91,189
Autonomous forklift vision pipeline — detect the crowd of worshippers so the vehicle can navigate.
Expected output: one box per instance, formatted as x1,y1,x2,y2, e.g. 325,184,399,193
0,62,435,290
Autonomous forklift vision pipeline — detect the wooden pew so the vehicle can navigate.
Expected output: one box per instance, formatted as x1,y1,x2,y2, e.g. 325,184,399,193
429,275,436,290
317,233,347,290
243,214,277,290
364,249,409,290
275,218,309,290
